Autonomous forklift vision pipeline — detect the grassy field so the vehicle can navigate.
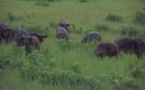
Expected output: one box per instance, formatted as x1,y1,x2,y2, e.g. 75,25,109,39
0,0,145,90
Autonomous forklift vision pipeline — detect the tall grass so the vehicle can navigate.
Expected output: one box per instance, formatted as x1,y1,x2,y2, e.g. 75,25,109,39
1,42,145,90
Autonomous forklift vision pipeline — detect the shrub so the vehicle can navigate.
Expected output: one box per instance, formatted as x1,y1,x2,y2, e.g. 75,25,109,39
106,14,122,22
131,66,144,79
134,8,145,25
120,77,140,90
79,0,89,2
137,30,145,38
19,51,50,80
94,23,110,31
120,25,138,37
0,56,11,68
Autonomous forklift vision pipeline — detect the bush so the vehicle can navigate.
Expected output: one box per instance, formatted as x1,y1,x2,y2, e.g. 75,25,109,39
131,66,144,79
137,30,145,38
106,14,122,22
121,77,140,90
94,23,110,31
19,51,50,80
79,0,89,2
120,25,138,37
16,52,97,89
134,8,145,25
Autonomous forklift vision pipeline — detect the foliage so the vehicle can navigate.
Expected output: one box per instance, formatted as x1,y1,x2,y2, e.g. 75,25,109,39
120,25,138,37
79,0,89,3
131,66,145,79
1,42,145,90
106,14,122,22
134,8,145,25
94,23,110,31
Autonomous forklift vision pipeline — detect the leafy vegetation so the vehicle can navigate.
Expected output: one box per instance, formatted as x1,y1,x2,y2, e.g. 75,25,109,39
106,14,122,22
79,0,89,3
134,8,145,25
120,25,138,37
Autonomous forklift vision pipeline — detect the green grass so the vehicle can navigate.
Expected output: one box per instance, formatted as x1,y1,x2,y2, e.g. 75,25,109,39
0,0,145,90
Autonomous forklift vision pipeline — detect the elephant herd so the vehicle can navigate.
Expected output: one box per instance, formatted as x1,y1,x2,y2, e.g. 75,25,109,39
57,21,145,58
94,38,145,58
0,23,47,54
1,21,145,58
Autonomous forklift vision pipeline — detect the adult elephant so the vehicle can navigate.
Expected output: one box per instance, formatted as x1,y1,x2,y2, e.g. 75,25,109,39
94,42,118,58
1,27,30,46
56,20,70,41
12,29,30,46
1,26,47,45
114,37,145,58
0,24,12,43
0,24,5,41
18,34,41,55
81,31,101,44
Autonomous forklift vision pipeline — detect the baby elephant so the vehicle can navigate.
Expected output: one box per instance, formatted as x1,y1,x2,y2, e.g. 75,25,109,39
56,20,70,41
18,35,41,54
82,31,101,44
94,42,118,58
56,27,69,41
